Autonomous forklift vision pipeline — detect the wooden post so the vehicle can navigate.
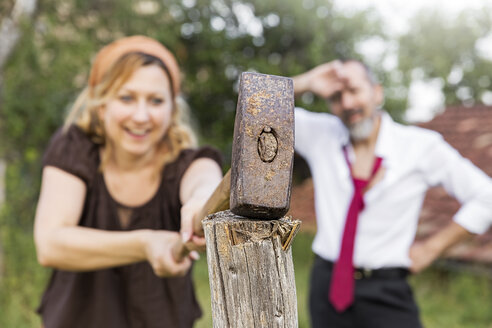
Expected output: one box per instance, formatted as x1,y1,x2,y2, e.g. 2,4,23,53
203,210,301,328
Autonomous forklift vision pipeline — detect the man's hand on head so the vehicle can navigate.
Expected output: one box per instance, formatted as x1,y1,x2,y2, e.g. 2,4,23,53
293,60,346,99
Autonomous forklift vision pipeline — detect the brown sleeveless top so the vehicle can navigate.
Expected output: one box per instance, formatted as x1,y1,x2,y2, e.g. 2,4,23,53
37,125,222,328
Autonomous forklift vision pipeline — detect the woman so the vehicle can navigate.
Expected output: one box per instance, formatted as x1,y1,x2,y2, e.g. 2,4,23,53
34,36,223,327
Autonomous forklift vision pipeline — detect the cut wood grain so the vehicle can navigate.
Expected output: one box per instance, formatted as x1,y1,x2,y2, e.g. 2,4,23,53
204,210,301,328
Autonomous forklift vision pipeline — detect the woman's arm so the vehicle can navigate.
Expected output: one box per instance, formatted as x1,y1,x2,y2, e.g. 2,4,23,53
34,166,190,276
179,158,223,242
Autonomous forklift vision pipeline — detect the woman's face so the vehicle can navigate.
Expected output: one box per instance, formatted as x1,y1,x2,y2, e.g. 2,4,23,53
100,64,173,160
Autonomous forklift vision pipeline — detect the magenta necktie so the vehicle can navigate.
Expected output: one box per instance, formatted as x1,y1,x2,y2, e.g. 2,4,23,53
329,151,383,312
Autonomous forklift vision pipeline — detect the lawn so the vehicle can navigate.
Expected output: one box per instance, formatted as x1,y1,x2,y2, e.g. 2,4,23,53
1,226,492,327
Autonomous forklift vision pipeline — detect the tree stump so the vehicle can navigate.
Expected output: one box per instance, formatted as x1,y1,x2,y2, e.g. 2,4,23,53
203,210,301,328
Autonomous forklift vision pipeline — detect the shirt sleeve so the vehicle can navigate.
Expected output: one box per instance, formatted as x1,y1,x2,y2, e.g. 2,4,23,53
168,146,223,208
164,146,223,187
42,125,99,187
178,146,223,175
294,107,314,159
295,107,345,161
420,133,492,234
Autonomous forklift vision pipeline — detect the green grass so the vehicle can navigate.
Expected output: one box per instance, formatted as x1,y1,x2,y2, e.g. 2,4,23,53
411,268,492,328
0,226,50,328
1,227,492,327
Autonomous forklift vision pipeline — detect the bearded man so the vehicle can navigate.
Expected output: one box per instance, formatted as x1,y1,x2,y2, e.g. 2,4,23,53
292,59,492,328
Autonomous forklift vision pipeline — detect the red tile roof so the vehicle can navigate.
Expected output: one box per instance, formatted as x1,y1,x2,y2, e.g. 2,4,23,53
289,105,492,263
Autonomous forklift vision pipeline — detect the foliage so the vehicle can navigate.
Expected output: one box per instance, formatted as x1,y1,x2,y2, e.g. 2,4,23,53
0,2,383,324
0,1,15,21
397,8,492,108
1,0,383,157
0,0,385,240
2,1,492,326
0,211,49,328
2,2,492,218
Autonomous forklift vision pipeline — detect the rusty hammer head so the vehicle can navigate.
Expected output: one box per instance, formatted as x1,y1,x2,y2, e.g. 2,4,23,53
230,72,294,219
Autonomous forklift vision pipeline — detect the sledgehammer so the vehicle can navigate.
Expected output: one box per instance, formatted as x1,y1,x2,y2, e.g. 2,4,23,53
172,72,295,261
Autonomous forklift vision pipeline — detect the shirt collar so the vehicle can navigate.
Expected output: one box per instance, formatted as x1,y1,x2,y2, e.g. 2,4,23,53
340,110,396,168
374,111,396,168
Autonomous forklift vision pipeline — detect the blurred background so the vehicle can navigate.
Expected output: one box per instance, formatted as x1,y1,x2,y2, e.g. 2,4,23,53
1,0,492,327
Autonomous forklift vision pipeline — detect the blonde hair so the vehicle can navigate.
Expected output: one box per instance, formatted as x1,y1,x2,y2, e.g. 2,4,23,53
64,52,197,170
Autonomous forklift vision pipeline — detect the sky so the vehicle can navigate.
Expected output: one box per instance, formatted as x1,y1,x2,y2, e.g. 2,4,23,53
334,0,487,36
333,0,491,122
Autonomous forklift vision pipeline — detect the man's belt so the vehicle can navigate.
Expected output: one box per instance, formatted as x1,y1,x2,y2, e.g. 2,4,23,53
316,256,410,280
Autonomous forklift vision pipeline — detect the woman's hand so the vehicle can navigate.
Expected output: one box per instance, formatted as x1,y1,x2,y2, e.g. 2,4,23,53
179,157,223,250
143,230,194,277
180,196,207,251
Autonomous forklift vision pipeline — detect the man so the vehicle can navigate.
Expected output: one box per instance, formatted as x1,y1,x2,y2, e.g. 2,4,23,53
292,59,492,327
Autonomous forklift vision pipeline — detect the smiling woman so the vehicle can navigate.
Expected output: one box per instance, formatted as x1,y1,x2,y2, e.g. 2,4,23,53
33,36,223,328
99,60,175,167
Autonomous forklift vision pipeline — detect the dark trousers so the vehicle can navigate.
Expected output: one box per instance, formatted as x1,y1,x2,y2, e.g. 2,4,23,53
309,256,423,328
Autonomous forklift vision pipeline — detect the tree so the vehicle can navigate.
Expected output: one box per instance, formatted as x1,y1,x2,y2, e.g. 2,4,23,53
0,0,37,88
1,0,384,180
397,8,492,110
0,0,38,279
0,1,385,324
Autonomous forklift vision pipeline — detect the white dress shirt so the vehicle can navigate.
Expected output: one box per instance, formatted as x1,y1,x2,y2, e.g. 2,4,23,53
295,107,492,269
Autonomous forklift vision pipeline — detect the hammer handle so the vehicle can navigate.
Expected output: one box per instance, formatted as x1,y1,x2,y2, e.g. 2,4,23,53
172,169,231,261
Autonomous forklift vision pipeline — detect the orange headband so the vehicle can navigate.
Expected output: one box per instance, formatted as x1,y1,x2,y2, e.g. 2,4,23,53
88,35,181,95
